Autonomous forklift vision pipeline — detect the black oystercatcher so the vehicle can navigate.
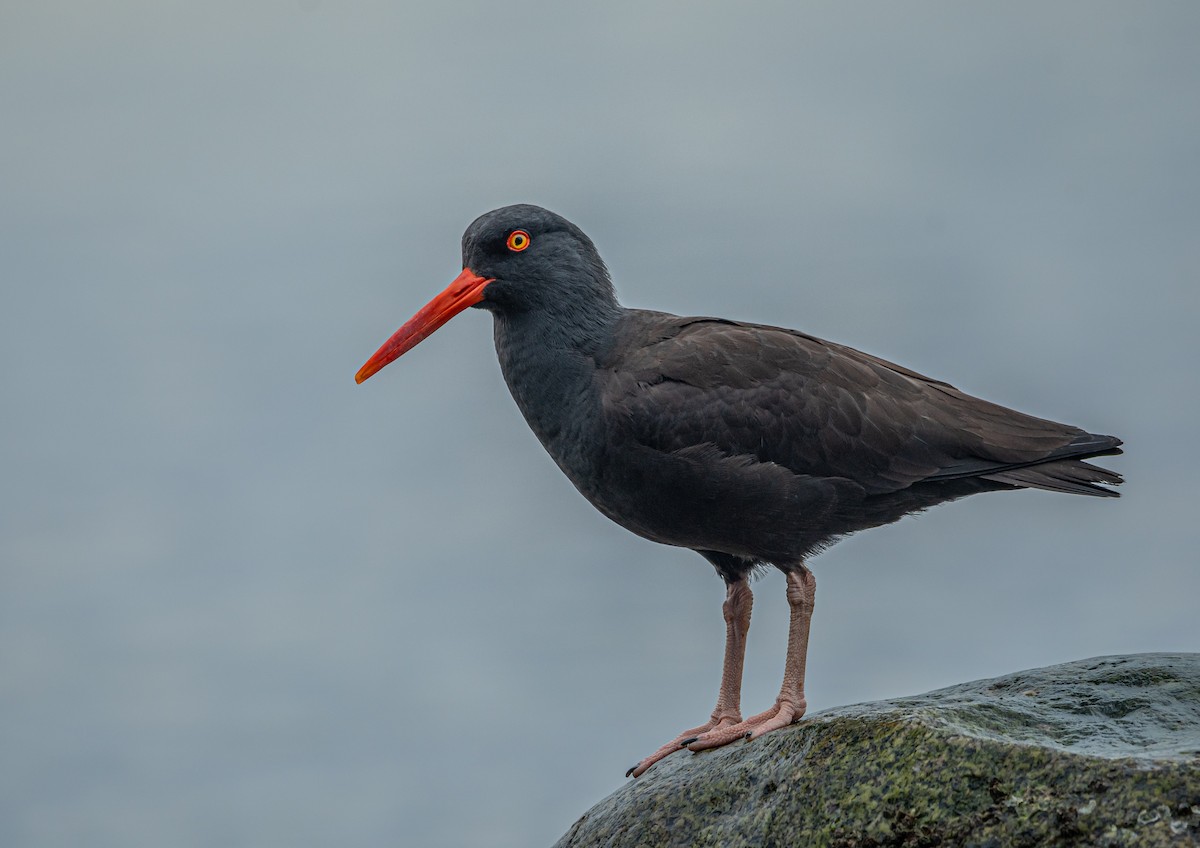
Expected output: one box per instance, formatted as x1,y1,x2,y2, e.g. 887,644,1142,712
356,204,1123,777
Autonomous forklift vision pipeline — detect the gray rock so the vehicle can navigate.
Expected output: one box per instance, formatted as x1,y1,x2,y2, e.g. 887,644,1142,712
554,654,1200,847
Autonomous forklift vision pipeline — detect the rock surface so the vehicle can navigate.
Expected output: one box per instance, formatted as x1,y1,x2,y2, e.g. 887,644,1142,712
554,654,1200,847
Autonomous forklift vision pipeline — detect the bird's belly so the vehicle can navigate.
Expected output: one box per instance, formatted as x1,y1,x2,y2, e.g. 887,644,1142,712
572,439,848,563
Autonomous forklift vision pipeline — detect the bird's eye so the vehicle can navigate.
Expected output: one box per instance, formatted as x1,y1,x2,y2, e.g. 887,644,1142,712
506,230,531,252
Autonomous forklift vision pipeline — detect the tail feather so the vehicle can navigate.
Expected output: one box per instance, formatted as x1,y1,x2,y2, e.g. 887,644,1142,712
983,458,1123,498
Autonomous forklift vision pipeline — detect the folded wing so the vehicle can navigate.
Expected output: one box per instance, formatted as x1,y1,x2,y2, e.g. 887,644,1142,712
600,313,1122,498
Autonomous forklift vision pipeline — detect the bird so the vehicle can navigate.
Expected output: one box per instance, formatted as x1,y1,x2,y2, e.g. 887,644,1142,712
355,204,1123,778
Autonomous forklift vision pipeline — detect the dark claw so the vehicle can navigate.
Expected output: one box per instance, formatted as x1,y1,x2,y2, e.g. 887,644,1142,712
743,731,753,739
679,736,700,747
626,764,639,778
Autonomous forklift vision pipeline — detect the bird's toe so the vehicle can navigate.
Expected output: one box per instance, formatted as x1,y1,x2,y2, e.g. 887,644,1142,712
685,701,804,751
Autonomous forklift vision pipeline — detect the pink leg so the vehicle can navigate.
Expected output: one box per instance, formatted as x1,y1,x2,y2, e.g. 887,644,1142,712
686,565,815,750
627,577,753,777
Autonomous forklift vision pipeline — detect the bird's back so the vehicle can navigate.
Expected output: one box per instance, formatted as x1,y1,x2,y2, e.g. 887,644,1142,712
583,309,1120,560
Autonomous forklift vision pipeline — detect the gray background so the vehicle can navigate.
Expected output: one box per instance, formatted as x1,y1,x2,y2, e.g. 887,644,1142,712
3,2,1197,846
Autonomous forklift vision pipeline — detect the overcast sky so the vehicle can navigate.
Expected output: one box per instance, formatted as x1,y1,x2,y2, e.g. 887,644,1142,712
2,3,1198,846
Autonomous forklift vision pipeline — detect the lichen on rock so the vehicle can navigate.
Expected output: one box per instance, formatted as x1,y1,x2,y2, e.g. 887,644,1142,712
554,654,1200,848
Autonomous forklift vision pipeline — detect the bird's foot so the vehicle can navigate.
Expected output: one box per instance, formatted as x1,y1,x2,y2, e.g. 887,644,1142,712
683,696,805,752
626,714,742,778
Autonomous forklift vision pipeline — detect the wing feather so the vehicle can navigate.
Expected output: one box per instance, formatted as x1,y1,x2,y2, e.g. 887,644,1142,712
599,312,1119,496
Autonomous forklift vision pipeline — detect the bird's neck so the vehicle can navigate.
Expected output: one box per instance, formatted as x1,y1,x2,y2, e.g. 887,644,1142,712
491,302,622,475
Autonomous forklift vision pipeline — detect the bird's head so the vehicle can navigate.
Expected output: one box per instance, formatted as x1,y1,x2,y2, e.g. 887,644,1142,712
355,204,616,384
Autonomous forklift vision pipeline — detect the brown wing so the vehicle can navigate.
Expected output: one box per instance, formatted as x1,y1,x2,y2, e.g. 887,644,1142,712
600,311,1119,496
